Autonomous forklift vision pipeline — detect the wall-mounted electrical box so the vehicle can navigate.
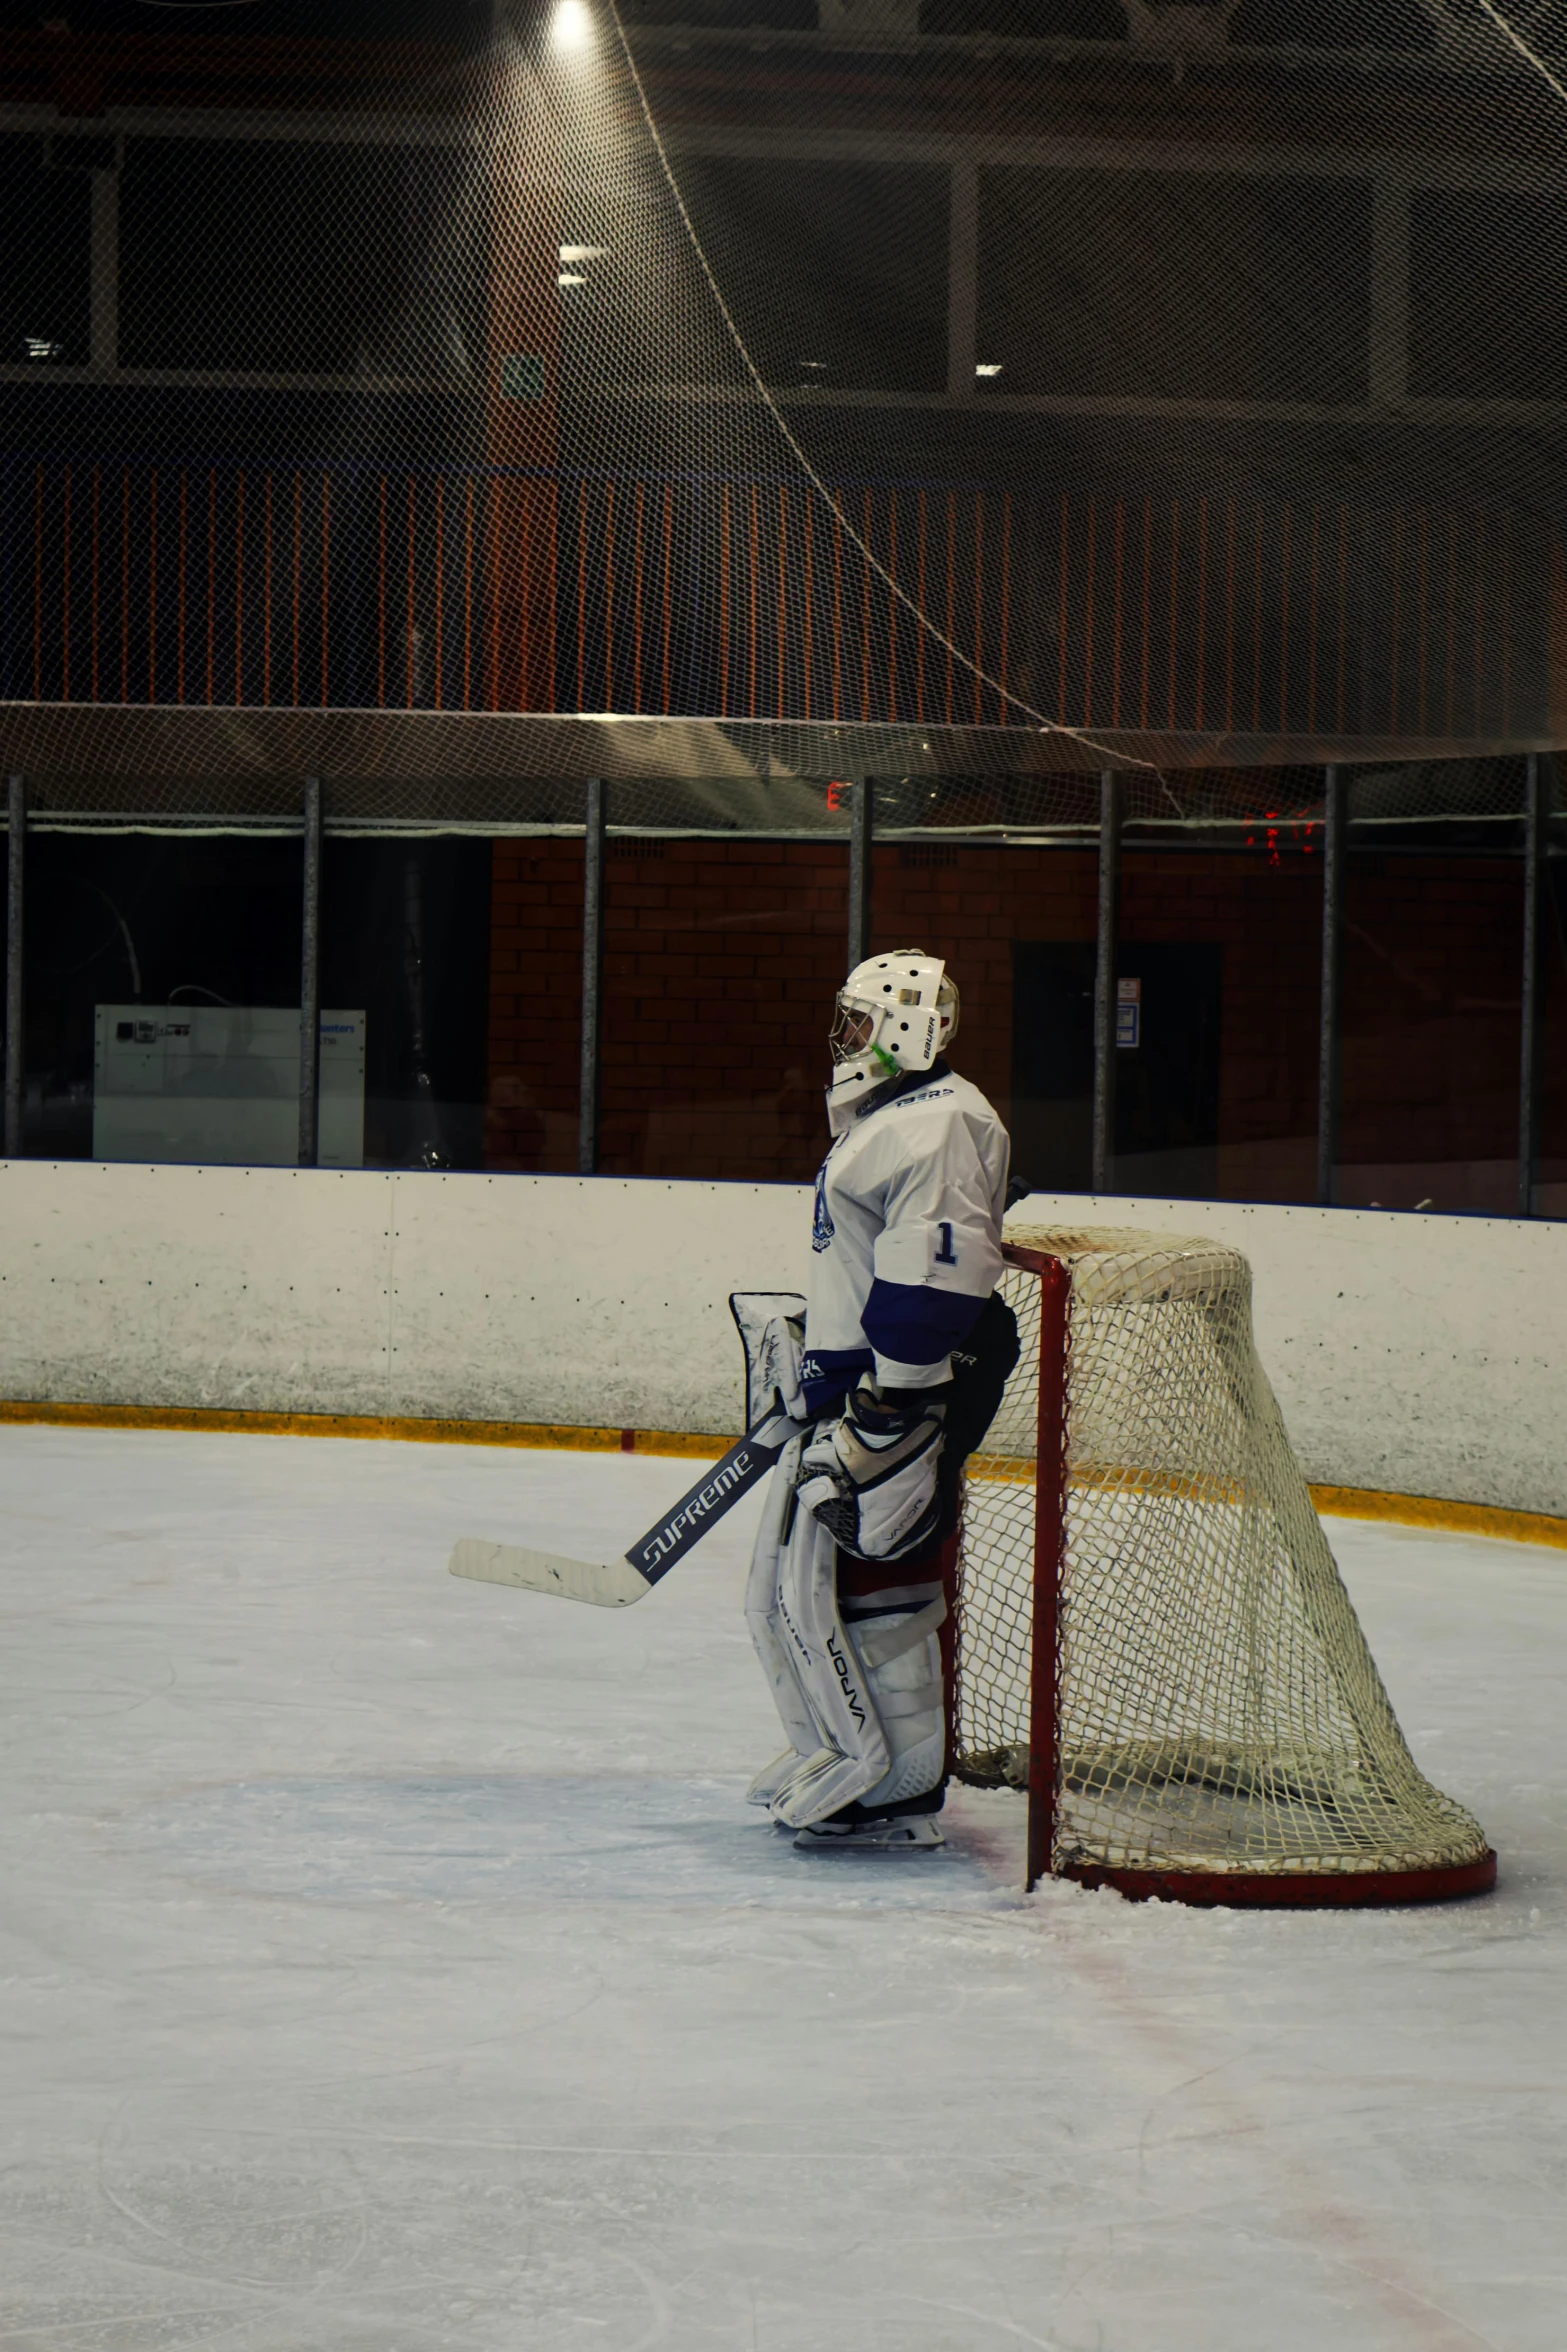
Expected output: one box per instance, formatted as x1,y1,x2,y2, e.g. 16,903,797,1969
93,1006,366,1168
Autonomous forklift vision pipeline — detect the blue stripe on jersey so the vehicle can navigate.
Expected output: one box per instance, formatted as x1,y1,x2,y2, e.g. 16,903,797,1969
862,1276,987,1367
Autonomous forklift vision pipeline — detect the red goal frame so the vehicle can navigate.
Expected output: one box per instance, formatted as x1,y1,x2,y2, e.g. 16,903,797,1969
1003,1243,1498,1909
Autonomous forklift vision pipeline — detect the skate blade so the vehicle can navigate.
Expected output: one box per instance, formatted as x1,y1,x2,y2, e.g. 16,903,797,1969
793,1817,945,1853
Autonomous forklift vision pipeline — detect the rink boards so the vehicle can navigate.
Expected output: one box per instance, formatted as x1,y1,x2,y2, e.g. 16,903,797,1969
0,1157,1562,1519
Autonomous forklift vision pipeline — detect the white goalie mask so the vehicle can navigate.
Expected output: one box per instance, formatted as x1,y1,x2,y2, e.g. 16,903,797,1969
827,949,960,1124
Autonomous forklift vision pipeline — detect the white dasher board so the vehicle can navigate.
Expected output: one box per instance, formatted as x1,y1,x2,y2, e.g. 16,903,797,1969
93,1006,366,1168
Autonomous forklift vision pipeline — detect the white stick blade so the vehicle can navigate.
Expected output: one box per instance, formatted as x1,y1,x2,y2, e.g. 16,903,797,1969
447,1537,651,1609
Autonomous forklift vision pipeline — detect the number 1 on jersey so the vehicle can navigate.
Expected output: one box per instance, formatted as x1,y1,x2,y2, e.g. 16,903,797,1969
935,1220,957,1266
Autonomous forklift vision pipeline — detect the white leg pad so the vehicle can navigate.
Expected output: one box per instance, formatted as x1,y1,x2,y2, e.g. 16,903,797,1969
841,1594,947,1813
744,1439,820,1803
745,1750,808,1810
766,1498,894,1831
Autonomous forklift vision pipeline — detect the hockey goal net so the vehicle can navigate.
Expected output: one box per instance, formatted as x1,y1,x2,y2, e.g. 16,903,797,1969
953,1228,1495,1906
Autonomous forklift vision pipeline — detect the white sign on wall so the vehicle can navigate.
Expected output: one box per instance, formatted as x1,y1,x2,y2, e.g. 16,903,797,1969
93,1006,366,1168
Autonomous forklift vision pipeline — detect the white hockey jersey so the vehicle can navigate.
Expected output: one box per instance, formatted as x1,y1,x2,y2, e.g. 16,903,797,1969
800,1061,1010,1413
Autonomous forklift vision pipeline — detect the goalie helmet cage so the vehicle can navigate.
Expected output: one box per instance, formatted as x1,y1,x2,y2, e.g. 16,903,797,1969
953,1228,1497,1908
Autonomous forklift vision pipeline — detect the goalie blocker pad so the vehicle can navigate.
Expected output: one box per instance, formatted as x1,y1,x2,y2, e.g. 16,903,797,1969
796,1288,1020,1566
797,1383,947,1563
734,1285,1015,1554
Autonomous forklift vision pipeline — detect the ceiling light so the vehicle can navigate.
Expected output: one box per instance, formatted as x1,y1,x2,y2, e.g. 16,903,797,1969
975,362,1003,377
559,244,609,264
551,0,592,49
558,272,586,287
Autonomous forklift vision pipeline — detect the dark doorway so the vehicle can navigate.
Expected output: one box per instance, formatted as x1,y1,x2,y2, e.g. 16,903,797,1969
1010,940,1224,1197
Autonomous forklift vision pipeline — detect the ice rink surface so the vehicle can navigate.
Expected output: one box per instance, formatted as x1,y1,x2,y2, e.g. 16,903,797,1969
1,1423,1563,2352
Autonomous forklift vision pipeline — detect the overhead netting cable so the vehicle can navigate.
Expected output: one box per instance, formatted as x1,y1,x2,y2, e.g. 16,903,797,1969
955,1228,1491,1884
601,0,1133,765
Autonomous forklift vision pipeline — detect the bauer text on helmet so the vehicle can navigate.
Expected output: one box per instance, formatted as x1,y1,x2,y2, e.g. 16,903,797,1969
828,952,960,1111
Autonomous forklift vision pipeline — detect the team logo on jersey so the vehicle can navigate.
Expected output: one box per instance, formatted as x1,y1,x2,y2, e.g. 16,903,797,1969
811,1161,835,1253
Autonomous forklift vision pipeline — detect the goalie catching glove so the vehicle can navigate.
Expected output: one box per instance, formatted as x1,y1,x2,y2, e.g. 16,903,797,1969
796,1375,947,1562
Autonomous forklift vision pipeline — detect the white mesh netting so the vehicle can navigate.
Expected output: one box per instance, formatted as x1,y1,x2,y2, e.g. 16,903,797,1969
10,1,1567,818
954,1226,1492,1888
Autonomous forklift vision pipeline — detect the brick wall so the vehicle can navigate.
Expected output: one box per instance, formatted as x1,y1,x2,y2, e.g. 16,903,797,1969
1336,854,1551,1210
596,839,847,1182
486,835,1558,1210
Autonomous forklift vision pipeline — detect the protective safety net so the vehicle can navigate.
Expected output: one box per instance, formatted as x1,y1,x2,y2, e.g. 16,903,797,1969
954,1227,1492,1889
5,0,1567,833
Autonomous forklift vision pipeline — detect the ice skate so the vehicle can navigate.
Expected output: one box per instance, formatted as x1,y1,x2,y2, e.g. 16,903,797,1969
793,1810,945,1852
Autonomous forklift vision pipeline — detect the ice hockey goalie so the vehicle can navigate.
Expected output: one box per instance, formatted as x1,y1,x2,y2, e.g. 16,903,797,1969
740,950,1018,1853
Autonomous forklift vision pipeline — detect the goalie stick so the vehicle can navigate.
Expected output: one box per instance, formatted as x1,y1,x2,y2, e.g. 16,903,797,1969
448,1404,795,1608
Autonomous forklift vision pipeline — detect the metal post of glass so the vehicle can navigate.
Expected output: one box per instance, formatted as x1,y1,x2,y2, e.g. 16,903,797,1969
1091,770,1121,1197
1317,766,1345,1208
298,777,323,1167
4,776,24,1161
849,777,874,970
1518,751,1548,1217
579,777,607,1176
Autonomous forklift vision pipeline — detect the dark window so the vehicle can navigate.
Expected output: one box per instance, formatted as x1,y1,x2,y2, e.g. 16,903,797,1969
16,833,491,1170
20,834,303,1161
675,156,950,395
1410,190,1567,401
50,134,117,173
921,0,1127,35
976,168,1371,404
323,840,493,1171
1228,0,1436,45
0,136,92,368
120,138,482,378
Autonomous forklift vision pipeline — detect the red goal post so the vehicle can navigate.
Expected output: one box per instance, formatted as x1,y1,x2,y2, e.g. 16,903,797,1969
953,1230,1497,1908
